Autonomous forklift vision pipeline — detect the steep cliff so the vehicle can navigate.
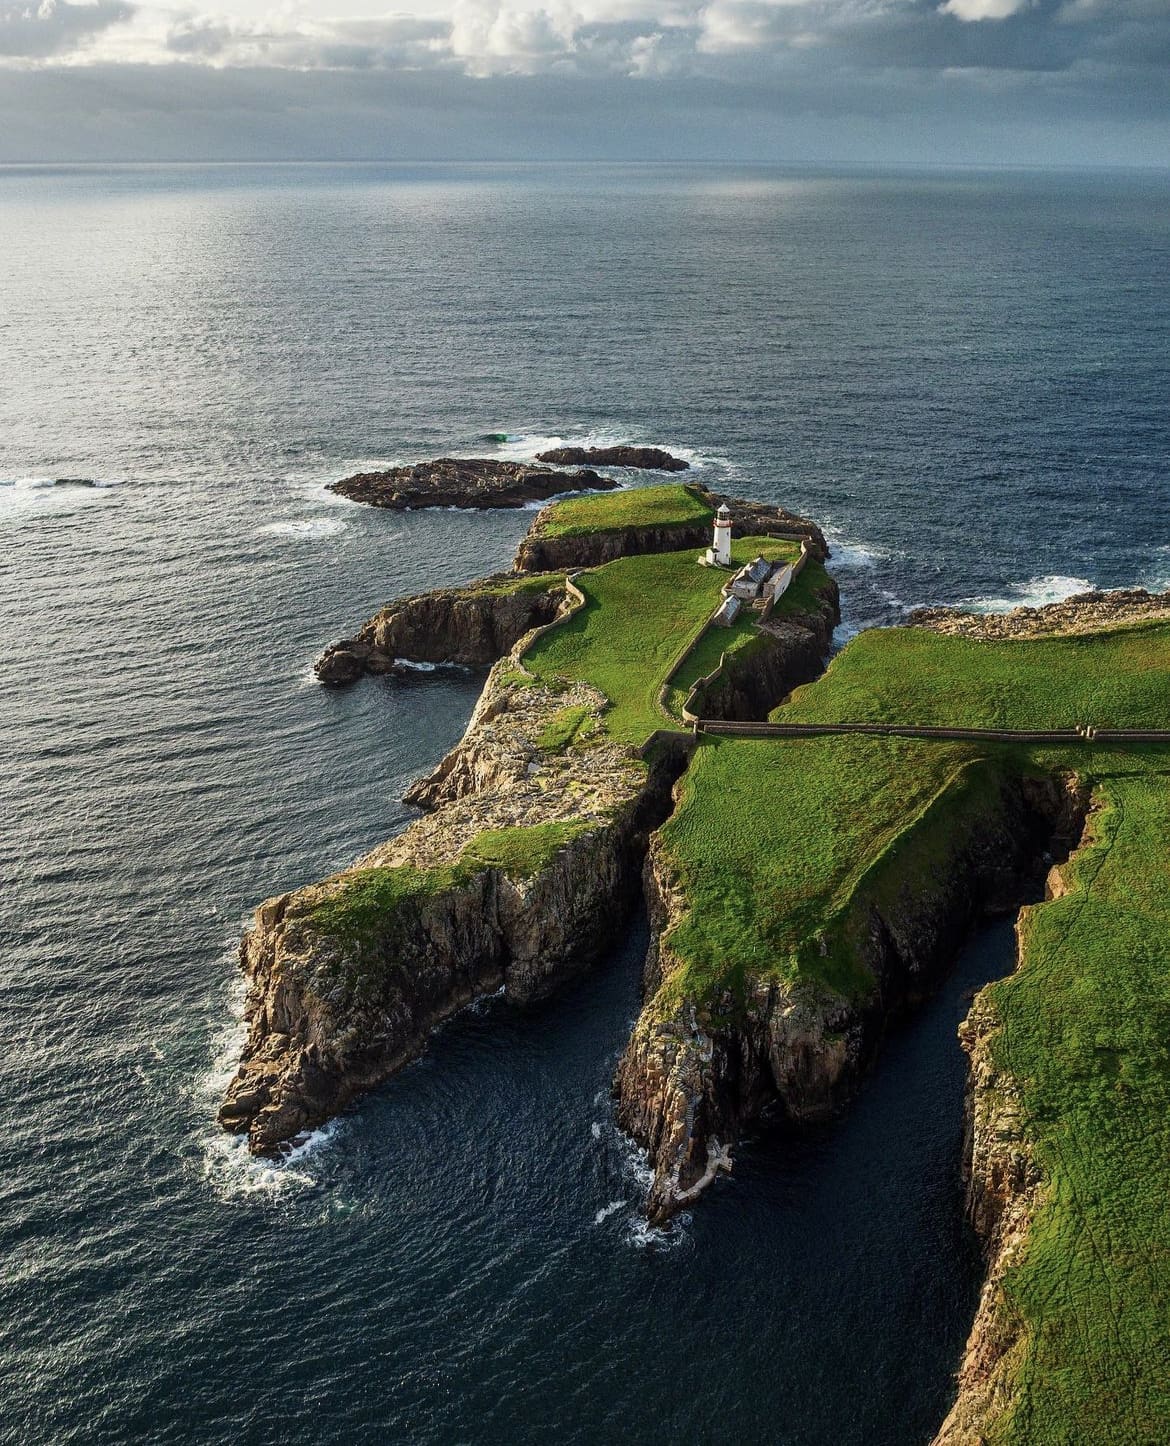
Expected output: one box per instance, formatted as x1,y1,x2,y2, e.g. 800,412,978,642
219,659,686,1153
315,575,565,685
614,767,1090,1223
932,787,1093,1445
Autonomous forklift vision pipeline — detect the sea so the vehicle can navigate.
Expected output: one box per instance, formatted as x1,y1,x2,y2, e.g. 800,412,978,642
3,162,1168,1445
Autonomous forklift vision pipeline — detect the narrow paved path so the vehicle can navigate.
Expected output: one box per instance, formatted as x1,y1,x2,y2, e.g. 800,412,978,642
695,721,1170,743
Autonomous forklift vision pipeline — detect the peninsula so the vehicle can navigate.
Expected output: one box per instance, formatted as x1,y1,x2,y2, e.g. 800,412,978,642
221,478,1170,1445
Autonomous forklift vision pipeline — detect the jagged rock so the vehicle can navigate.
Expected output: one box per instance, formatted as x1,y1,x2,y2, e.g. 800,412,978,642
534,445,689,472
912,586,1170,640
327,457,617,510
315,641,371,687
313,577,566,686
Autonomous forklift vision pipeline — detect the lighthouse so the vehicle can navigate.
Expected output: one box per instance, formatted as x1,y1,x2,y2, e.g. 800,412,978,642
712,503,732,567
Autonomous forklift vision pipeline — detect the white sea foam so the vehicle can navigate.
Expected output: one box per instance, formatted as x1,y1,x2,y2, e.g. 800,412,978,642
594,1199,627,1225
0,474,121,517
197,953,340,1202
258,516,347,540
963,574,1095,613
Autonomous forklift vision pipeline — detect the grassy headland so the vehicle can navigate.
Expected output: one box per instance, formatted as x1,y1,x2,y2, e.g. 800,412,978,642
534,482,713,540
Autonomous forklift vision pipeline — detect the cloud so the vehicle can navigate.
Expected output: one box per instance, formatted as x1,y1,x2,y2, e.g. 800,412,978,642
940,0,1031,21
0,0,1166,161
0,0,132,56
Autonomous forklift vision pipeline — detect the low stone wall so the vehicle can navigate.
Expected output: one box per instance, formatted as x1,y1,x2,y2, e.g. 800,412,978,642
510,573,588,668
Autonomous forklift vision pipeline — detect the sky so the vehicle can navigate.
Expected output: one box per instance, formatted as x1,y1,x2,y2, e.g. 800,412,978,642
0,0,1168,163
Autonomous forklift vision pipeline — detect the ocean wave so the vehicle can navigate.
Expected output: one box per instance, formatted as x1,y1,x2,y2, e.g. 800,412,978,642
0,474,122,515
963,574,1095,613
257,516,347,541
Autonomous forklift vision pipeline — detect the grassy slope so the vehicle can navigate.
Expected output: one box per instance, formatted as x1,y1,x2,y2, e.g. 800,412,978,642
779,619,1170,730
522,537,800,745
654,622,1170,1441
535,482,713,539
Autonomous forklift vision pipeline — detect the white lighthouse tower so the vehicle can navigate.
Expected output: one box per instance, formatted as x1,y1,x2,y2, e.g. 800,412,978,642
712,503,732,567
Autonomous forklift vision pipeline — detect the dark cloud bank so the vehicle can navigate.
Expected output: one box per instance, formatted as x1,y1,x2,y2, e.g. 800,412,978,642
0,0,1167,165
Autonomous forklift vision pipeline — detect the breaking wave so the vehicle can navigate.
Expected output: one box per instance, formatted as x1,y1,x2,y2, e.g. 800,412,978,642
963,574,1095,613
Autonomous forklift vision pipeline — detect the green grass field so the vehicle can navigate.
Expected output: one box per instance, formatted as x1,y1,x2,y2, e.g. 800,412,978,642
534,482,713,540
779,618,1170,730
522,537,810,745
650,619,1170,1442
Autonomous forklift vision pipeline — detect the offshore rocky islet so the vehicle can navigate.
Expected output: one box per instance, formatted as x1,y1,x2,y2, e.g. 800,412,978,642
223,473,1170,1444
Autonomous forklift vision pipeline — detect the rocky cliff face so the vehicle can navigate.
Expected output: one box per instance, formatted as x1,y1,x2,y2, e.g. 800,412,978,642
686,579,840,721
931,789,1091,1445
513,492,827,574
315,577,565,685
614,770,1090,1224
219,658,686,1154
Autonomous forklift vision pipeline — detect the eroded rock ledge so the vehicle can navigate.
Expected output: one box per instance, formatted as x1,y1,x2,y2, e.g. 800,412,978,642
328,457,617,510
314,575,565,686
912,586,1170,640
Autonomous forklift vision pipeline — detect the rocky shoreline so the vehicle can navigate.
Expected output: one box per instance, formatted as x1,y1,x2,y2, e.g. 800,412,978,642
328,456,617,510
222,489,834,1154
912,585,1170,639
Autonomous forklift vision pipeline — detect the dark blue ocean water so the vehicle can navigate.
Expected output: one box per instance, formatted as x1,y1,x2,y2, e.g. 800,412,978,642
2,163,1168,1445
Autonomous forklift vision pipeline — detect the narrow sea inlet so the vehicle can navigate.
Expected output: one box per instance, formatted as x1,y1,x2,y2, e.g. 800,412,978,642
3,163,1169,1444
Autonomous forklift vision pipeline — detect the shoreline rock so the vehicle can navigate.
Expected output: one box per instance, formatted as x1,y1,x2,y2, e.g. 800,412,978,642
534,445,689,472
314,576,565,686
912,586,1170,640
327,457,617,510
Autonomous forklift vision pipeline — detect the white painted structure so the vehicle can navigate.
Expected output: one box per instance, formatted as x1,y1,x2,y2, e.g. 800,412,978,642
711,503,732,567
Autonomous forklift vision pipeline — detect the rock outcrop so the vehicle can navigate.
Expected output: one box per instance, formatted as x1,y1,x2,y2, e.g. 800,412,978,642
314,576,565,685
535,445,689,472
513,489,827,574
219,657,689,1154
328,457,617,510
912,587,1170,640
614,770,1090,1223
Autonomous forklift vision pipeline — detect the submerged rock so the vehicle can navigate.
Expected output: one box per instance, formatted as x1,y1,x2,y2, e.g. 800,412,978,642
327,457,617,510
534,445,689,472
